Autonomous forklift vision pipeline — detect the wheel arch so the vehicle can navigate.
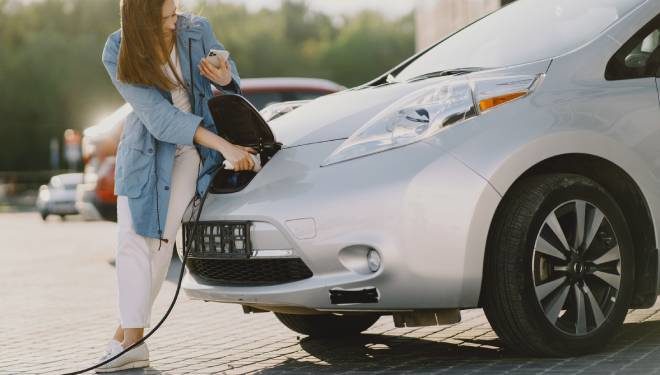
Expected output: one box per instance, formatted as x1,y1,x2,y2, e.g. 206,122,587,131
477,153,658,308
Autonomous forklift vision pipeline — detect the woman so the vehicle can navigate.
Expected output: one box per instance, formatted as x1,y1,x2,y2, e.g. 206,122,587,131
97,0,255,372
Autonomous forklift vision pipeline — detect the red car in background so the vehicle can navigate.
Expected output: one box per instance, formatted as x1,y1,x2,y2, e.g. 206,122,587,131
240,77,345,109
75,103,128,221
76,77,345,222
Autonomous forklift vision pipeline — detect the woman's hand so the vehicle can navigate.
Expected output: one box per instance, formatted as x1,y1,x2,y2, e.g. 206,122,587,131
199,57,232,86
219,143,257,171
192,126,257,171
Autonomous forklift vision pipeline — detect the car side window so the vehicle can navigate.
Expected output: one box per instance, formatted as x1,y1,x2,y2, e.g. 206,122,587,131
606,14,660,80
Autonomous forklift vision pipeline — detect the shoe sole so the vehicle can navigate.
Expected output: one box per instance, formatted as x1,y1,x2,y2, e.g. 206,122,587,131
95,359,149,373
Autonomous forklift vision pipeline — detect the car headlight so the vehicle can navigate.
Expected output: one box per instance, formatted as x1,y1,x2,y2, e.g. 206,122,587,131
322,74,542,166
38,186,50,201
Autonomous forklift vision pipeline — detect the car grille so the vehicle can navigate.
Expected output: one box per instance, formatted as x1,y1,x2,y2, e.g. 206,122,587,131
182,221,251,259
187,258,313,286
182,221,313,285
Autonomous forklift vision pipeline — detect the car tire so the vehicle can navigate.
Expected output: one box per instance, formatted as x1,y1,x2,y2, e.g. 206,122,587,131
483,173,634,356
274,313,380,338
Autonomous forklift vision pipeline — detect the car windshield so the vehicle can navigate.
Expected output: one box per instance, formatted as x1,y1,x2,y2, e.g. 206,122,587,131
394,0,644,82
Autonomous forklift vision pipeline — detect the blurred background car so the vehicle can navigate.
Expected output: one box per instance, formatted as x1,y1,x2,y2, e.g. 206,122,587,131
239,77,345,109
76,103,128,222
36,173,83,221
76,77,344,222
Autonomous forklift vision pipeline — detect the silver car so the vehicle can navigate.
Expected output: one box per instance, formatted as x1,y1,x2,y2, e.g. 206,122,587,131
36,173,83,220
181,0,660,356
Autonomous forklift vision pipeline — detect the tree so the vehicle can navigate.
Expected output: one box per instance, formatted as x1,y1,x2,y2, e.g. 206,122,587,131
0,0,414,171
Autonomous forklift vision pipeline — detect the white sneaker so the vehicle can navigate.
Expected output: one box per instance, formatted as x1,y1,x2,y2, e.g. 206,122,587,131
103,339,121,355
95,339,149,373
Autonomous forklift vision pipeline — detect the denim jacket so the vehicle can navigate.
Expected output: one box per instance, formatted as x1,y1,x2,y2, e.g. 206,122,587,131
101,12,241,240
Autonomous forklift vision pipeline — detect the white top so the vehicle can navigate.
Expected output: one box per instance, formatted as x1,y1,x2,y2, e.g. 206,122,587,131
162,46,195,151
163,46,192,113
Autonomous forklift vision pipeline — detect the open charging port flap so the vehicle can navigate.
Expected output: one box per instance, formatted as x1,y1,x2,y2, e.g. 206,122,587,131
207,94,282,193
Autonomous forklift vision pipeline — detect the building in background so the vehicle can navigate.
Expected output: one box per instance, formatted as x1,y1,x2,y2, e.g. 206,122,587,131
415,0,516,51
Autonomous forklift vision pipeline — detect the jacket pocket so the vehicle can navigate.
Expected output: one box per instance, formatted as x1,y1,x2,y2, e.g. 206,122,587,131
115,145,154,198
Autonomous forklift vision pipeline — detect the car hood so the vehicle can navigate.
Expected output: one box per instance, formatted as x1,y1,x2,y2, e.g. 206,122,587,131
270,61,551,148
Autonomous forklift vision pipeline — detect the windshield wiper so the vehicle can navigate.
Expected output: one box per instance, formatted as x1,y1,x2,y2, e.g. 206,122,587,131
358,67,483,90
404,67,484,83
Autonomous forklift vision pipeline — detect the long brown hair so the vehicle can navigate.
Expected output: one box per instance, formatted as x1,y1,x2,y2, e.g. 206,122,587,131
117,0,186,91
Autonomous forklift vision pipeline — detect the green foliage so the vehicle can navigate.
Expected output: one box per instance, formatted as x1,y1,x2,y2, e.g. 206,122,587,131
0,0,414,171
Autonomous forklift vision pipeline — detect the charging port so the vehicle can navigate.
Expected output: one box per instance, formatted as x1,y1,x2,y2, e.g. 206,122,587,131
206,94,282,194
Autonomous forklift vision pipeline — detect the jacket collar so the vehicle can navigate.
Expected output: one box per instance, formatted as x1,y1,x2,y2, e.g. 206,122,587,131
174,13,202,106
175,12,203,41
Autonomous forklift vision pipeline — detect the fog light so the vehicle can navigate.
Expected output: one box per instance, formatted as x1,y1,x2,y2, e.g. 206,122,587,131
367,249,381,272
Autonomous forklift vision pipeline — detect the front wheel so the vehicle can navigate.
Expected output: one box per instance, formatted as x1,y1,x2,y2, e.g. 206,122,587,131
274,312,380,338
483,174,634,356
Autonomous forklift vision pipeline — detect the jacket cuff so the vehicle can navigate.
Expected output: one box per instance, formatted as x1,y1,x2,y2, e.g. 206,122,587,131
179,114,203,145
213,78,241,94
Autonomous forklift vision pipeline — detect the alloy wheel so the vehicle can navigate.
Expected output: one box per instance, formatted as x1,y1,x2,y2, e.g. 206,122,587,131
532,200,621,336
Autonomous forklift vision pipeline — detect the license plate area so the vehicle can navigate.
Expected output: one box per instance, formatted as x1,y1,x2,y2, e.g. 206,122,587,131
183,221,252,259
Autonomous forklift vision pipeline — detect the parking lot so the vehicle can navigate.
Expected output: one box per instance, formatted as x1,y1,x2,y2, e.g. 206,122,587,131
4,211,660,374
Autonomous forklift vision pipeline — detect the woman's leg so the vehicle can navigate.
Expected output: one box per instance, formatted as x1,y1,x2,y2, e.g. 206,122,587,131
146,145,201,310
113,324,124,342
114,146,200,347
115,195,155,347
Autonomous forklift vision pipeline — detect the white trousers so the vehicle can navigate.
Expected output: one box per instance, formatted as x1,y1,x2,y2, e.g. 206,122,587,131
115,144,200,328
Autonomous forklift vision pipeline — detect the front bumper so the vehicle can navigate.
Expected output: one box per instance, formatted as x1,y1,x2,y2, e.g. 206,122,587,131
181,139,501,311
47,200,78,215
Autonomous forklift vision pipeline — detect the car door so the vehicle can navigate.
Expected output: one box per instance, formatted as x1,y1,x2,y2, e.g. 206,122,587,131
650,20,660,104
604,12,660,177
657,57,660,105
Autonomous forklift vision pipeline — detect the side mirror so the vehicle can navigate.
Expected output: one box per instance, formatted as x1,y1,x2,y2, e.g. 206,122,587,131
624,52,650,69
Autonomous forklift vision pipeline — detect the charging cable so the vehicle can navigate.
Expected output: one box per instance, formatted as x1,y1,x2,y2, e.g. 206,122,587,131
62,165,222,375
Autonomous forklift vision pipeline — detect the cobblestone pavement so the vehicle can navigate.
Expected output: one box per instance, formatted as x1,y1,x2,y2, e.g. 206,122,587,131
4,212,660,375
